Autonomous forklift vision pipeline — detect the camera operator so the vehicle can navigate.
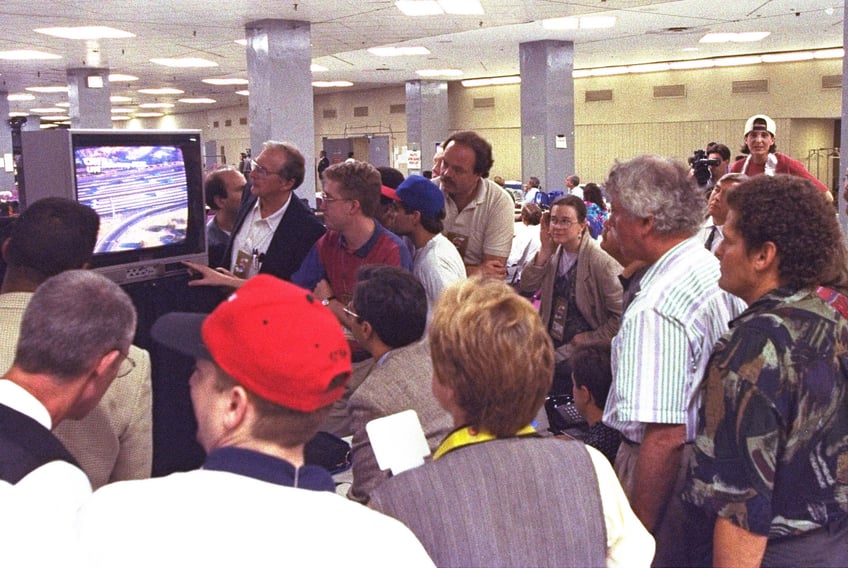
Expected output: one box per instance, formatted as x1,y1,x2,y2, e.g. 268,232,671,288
688,143,731,196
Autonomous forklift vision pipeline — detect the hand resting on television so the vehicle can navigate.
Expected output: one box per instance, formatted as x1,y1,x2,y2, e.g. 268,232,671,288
183,260,247,290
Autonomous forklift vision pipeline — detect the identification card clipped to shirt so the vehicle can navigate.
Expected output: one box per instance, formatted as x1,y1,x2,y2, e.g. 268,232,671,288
549,296,567,342
232,248,260,279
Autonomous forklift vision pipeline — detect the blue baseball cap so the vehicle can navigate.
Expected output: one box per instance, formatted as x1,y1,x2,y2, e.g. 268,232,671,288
395,175,445,219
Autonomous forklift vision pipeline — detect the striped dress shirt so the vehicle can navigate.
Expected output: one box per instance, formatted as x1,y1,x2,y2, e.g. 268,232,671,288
603,237,745,443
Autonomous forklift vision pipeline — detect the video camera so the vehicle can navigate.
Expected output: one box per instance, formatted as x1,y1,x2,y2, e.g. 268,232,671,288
688,149,720,187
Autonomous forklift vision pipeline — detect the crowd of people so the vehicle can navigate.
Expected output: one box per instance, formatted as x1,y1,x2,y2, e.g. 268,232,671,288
1,115,847,567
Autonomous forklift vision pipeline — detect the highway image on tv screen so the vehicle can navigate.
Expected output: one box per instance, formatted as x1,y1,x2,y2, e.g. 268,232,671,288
74,145,189,254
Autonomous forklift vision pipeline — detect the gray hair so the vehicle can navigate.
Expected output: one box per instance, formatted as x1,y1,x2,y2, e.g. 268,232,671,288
605,155,706,236
15,270,137,381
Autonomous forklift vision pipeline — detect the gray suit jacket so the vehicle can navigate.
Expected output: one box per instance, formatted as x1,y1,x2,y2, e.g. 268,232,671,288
347,339,453,504
370,436,607,567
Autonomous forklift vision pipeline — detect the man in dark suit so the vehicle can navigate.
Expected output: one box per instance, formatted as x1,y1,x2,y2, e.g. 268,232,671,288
186,140,325,288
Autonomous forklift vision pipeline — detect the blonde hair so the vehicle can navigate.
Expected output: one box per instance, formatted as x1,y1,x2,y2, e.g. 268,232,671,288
429,278,554,437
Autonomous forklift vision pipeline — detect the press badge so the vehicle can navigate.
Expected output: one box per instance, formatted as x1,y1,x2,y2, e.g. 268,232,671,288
549,297,567,342
233,248,260,279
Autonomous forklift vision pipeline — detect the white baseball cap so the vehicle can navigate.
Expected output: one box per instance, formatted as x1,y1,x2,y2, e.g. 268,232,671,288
744,114,776,136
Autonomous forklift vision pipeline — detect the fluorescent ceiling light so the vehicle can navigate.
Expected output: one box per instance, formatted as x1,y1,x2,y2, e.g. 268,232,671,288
111,107,136,113
312,81,354,88
40,124,59,129
139,102,175,108
814,48,844,59
592,66,629,76
713,55,762,66
150,57,217,68
138,87,184,95
55,102,70,107
34,26,135,40
9,111,29,118
311,64,328,72
395,1,443,16
628,62,671,73
40,115,70,121
572,70,592,78
441,0,483,15
761,51,813,63
368,46,430,57
30,107,65,113
178,98,216,104
109,74,138,82
111,115,132,121
236,90,250,96
670,59,715,70
26,86,69,93
543,17,578,31
580,16,616,29
110,95,133,103
135,112,165,118
416,69,463,77
202,78,248,85
461,76,520,87
0,50,61,60
700,32,769,44
7,93,35,101
234,39,247,46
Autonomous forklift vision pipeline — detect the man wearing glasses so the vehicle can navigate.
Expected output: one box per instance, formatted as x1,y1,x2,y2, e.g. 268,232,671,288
186,141,325,287
0,198,152,490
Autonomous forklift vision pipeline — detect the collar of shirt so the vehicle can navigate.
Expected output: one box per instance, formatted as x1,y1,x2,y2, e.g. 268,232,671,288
338,220,385,258
433,424,537,460
202,446,335,492
0,379,52,430
638,236,712,292
253,192,291,231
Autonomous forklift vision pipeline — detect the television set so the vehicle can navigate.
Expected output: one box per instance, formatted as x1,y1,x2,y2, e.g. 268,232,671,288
20,129,207,285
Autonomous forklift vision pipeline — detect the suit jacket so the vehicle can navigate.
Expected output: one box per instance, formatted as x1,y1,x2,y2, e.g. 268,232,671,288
370,437,607,568
347,339,453,504
0,292,153,489
219,193,326,281
520,233,623,361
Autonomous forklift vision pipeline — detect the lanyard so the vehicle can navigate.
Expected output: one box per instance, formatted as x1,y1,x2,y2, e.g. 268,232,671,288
433,424,536,460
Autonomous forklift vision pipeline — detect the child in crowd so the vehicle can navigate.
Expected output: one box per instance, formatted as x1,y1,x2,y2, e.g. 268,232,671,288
571,343,621,464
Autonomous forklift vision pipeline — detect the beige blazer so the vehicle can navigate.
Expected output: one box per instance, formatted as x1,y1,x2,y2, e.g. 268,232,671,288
519,233,623,361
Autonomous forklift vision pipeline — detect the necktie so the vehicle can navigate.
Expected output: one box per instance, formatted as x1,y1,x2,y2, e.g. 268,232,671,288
704,226,718,251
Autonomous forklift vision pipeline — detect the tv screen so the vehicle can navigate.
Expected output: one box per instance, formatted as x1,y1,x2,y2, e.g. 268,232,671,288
20,129,207,285
73,144,190,254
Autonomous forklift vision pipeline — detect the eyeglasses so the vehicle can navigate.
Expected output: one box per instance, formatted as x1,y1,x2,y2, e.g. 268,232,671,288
549,217,580,227
343,302,360,320
250,159,280,178
321,192,351,205
117,354,136,378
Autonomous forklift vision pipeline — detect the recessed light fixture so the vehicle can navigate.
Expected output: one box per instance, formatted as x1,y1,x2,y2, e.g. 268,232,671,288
368,46,430,57
461,76,521,87
700,32,770,43
109,74,139,82
202,78,248,86
86,75,104,89
150,57,217,68
7,93,35,101
416,69,463,77
138,88,184,95
178,98,216,104
542,17,579,30
34,26,135,40
0,50,61,60
395,0,483,16
139,102,175,108
235,90,250,96
311,64,328,72
135,112,165,118
110,95,133,103
312,81,354,88
25,86,69,93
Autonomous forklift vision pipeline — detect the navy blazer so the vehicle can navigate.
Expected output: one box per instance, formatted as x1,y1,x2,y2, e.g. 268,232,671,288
217,193,326,282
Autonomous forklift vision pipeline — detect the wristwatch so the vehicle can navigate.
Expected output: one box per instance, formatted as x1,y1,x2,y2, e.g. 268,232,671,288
321,296,335,307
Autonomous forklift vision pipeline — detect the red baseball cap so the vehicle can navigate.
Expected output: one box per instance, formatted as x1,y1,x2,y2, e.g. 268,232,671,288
152,275,351,412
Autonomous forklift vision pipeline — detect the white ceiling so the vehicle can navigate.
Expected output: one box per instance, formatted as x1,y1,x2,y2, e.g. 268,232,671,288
0,0,843,117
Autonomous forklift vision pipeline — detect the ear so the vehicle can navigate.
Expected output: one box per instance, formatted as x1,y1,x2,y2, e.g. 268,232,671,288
752,241,779,273
72,349,123,414
222,385,250,431
358,319,375,342
213,194,226,210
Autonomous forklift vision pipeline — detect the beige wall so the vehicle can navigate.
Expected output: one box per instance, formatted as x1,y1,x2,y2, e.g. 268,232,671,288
148,57,843,190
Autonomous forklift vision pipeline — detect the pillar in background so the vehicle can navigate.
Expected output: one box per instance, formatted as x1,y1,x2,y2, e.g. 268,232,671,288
519,41,575,191
245,19,315,203
0,92,14,192
68,68,112,129
406,80,449,175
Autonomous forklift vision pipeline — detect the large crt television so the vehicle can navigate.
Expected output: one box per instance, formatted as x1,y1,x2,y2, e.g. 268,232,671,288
20,129,206,285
